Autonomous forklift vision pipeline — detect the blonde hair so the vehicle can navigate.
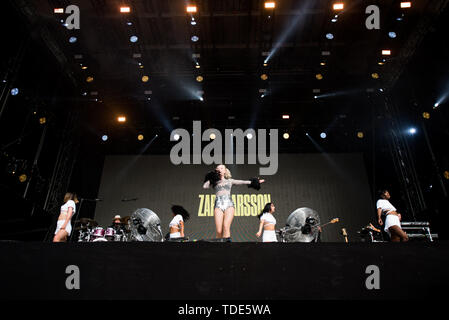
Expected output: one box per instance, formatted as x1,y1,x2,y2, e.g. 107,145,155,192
63,192,78,203
217,165,232,179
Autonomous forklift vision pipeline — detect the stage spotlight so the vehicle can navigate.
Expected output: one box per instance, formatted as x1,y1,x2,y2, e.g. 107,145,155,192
434,102,439,109
102,135,108,141
264,2,276,9
210,133,216,140
127,22,133,26
283,133,290,139
408,127,417,135
81,66,88,70
333,3,344,10
10,88,19,96
173,134,180,141
305,132,309,136
263,63,268,67
39,117,46,125
130,36,138,43
186,5,197,13
382,50,391,55
320,132,327,139
137,134,144,141
320,62,326,66
120,7,131,13
371,73,379,79
282,114,290,119
247,133,253,139
422,112,430,119
331,17,338,22
196,75,204,82
141,75,149,82
69,37,77,43
357,132,364,139
18,174,27,183
326,33,334,40
191,20,197,25
195,65,200,69
314,95,318,99
86,76,94,82
388,32,397,38
191,35,199,42
200,97,204,101
400,2,412,8
54,8,64,13
117,116,126,123
378,62,384,65
261,74,268,80
315,74,323,80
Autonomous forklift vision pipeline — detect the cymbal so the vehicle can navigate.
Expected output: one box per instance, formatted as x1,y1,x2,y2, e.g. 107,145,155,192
74,218,98,227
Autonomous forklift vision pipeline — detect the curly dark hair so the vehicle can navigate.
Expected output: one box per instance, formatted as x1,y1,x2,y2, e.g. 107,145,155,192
171,205,190,221
378,189,389,199
258,202,273,219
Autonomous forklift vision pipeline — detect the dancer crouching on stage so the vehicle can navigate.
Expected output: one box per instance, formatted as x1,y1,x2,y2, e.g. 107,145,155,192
256,202,277,242
203,164,265,239
376,190,408,242
53,192,79,242
169,205,190,239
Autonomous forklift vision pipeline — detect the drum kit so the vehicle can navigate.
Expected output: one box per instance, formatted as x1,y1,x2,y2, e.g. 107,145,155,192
74,216,132,242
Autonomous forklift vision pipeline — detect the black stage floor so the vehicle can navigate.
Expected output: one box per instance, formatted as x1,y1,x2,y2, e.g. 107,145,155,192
1,241,448,300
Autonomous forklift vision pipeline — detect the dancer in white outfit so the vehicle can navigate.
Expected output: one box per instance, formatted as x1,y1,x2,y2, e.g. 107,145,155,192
53,192,79,242
376,190,408,242
256,203,277,242
169,205,190,239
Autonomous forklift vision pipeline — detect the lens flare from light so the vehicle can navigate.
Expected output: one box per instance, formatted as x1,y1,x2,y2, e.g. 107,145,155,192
186,6,197,13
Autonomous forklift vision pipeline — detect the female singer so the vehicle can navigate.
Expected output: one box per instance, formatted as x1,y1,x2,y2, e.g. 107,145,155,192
169,205,190,239
376,190,408,242
203,164,265,239
256,202,277,242
53,192,79,242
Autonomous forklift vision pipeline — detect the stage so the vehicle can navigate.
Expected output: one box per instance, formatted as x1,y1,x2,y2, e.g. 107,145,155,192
1,241,448,300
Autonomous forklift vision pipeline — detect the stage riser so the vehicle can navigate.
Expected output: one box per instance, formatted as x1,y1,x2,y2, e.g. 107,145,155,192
1,242,448,299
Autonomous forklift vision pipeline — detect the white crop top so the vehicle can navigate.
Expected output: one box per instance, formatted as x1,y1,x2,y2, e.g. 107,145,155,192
169,214,183,229
376,199,396,215
61,200,76,214
260,213,276,226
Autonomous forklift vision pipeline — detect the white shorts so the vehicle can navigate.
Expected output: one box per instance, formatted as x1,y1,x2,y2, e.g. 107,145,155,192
384,214,401,236
262,230,277,242
55,220,72,236
170,232,181,239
